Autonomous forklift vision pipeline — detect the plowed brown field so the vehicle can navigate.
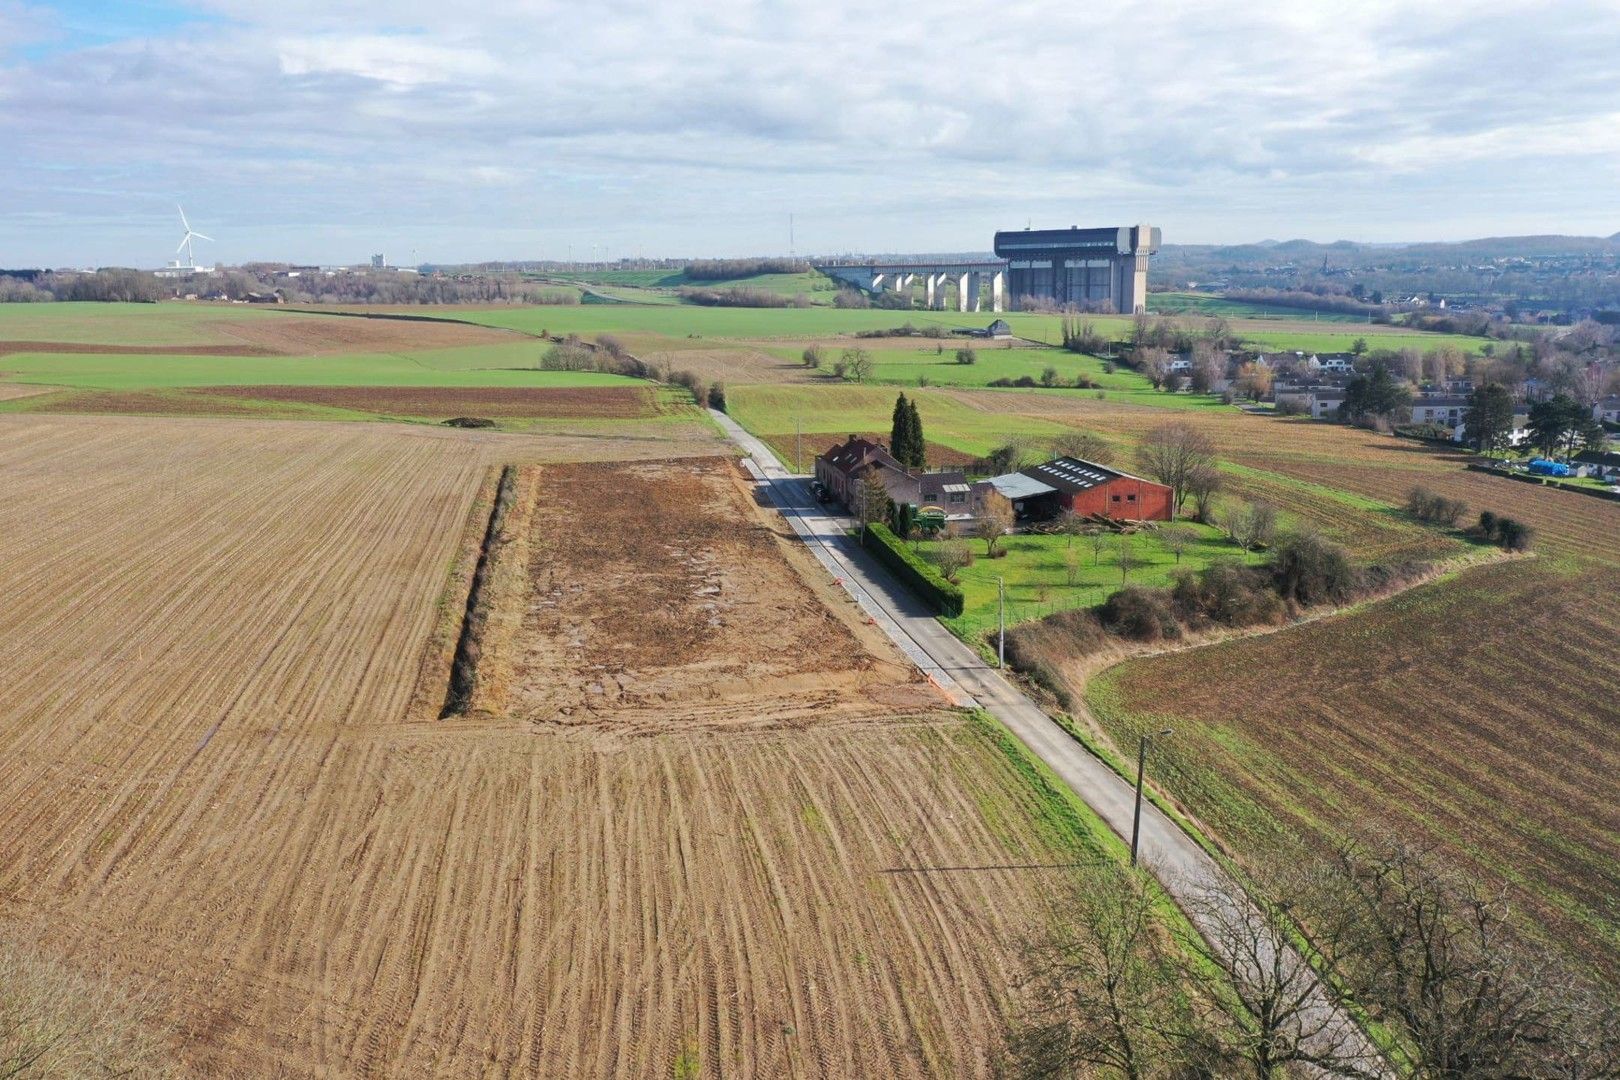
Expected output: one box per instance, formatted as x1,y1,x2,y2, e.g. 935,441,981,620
207,312,524,354
0,415,1085,1076
204,383,662,419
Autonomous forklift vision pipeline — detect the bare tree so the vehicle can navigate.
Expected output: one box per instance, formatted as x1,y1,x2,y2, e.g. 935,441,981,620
1320,841,1609,1078
1063,544,1082,587
1231,501,1278,552
974,493,1015,556
1180,874,1385,1080
932,539,973,583
1010,869,1200,1080
1057,508,1087,548
842,347,875,383
1139,346,1172,390
1050,429,1115,465
1136,423,1218,518
1160,524,1194,564
1187,463,1223,524
1088,527,1109,566
0,934,174,1078
1117,533,1138,583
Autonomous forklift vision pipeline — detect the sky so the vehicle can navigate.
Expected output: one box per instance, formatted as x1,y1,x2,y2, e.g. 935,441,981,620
3,0,1620,267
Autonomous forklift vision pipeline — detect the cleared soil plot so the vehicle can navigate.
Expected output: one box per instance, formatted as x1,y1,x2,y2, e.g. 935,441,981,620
205,383,663,419
468,459,942,731
0,416,1092,1076
208,311,527,355
1088,557,1620,981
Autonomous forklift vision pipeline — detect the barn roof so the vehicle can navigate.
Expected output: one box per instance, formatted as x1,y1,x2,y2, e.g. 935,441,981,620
987,472,1057,500
1020,456,1160,494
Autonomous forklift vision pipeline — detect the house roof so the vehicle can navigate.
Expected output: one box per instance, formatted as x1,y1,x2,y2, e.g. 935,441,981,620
1021,456,1158,494
819,436,901,477
1575,449,1620,467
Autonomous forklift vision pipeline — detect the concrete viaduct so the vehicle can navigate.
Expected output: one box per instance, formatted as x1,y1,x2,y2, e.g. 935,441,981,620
815,261,1007,313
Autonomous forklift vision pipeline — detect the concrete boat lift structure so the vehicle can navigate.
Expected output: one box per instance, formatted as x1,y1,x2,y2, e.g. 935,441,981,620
816,261,1007,313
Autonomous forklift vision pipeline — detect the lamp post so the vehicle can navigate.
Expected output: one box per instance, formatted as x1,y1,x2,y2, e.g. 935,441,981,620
1130,728,1174,867
997,575,1005,669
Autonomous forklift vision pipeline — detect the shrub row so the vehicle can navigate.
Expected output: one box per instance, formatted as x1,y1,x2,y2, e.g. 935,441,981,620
677,285,810,308
1406,485,1469,526
861,522,964,617
682,257,810,280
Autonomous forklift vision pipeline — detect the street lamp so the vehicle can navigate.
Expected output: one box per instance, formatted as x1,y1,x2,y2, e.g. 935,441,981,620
1130,728,1173,867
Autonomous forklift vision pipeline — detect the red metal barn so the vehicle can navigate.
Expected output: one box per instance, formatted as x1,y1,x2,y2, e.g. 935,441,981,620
1019,458,1174,521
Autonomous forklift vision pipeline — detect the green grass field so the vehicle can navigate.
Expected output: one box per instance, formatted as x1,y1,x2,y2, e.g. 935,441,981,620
729,384,1077,460
921,523,1259,643
1148,292,1369,322
0,302,287,344
0,342,634,391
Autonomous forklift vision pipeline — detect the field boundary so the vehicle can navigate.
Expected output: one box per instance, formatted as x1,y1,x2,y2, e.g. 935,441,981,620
441,465,517,717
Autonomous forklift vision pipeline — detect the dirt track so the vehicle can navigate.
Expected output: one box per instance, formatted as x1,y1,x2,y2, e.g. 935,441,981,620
0,415,1071,1076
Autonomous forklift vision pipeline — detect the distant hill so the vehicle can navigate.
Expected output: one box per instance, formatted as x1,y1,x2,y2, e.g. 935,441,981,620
1158,233,1620,272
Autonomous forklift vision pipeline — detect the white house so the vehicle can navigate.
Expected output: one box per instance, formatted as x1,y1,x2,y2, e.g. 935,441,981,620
1594,396,1620,425
1450,410,1530,447
1409,396,1472,428
1309,389,1346,419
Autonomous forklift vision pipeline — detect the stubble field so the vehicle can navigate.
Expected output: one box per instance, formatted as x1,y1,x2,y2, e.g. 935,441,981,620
0,413,1108,1076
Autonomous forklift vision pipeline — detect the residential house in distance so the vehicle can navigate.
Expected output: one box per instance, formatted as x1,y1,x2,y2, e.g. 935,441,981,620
1307,387,1347,419
1409,395,1472,428
1574,449,1620,481
1450,410,1530,447
1595,396,1620,425
1272,379,1348,418
1307,353,1356,375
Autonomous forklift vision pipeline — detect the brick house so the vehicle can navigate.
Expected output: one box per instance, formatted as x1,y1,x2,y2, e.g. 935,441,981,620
814,435,999,534
814,436,902,507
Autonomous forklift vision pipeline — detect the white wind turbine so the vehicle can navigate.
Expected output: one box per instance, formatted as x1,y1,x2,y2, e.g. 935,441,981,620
175,205,213,269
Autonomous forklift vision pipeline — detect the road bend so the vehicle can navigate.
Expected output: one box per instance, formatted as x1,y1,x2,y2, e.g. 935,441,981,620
709,408,1388,1075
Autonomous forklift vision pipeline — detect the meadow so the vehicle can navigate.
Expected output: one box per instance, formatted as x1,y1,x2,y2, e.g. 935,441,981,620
918,522,1257,643
1147,291,1369,322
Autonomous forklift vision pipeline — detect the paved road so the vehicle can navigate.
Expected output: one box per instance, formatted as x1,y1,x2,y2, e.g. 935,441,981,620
710,409,1386,1073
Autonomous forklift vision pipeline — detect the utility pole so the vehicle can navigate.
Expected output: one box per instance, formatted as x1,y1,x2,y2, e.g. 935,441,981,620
795,415,801,475
997,576,1006,669
1130,728,1174,866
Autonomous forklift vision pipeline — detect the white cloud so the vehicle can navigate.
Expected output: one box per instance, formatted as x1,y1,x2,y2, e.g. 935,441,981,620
1,0,1618,264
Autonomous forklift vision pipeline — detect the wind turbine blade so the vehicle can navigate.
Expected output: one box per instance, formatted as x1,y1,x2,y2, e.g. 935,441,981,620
178,204,189,230
191,232,214,242
177,236,191,254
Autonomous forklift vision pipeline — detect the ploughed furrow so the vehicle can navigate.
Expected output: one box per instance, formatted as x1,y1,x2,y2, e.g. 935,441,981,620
0,419,1080,1077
